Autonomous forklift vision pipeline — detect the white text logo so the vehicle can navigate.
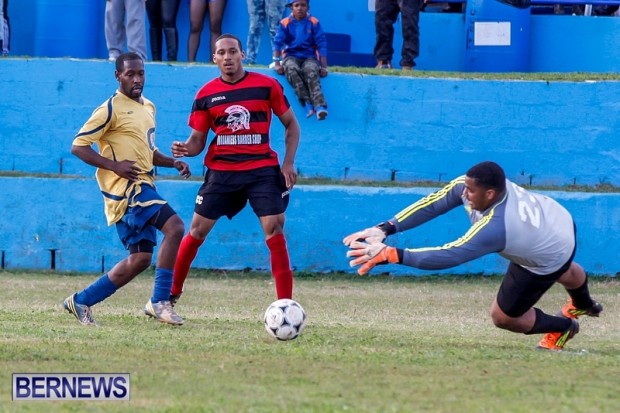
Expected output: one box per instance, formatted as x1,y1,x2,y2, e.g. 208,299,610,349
13,373,130,401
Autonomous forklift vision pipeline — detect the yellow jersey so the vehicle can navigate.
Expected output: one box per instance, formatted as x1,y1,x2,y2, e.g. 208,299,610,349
73,91,163,225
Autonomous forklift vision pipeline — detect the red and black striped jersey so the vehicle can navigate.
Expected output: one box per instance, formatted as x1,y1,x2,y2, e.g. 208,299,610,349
189,71,291,171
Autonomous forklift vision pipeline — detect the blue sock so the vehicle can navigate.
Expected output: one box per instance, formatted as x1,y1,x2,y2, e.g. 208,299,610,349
151,268,173,303
74,274,118,307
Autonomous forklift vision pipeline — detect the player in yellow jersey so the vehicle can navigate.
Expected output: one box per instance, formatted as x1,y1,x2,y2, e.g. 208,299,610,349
64,52,191,326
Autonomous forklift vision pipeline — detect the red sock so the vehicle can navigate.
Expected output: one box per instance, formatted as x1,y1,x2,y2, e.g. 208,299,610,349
266,234,293,299
171,233,204,296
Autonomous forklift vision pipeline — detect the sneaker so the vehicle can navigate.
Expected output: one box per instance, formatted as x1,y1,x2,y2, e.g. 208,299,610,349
537,318,580,351
170,292,182,308
401,66,413,71
64,293,97,326
560,299,603,319
144,300,184,325
304,102,315,118
375,60,392,69
316,105,328,121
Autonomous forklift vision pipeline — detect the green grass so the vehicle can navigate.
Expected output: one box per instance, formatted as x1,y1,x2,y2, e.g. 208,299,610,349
0,270,618,412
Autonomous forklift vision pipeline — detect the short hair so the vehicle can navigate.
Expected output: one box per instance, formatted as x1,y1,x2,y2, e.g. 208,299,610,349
214,34,243,52
116,52,143,71
466,161,506,192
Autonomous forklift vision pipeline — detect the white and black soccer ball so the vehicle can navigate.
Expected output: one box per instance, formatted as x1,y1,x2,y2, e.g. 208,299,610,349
264,299,307,341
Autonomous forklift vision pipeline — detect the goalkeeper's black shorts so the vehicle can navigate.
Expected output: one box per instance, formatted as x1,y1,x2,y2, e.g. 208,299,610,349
194,166,290,220
497,245,576,318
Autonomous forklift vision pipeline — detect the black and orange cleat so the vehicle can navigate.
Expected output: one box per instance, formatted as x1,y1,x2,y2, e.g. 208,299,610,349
537,319,580,351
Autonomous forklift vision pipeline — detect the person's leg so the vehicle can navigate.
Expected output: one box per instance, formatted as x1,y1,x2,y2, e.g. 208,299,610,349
556,262,598,310
373,0,398,67
398,0,420,68
105,0,127,59
0,0,9,55
490,263,572,334
162,0,181,61
65,250,152,325
260,214,293,299
247,167,293,300
147,205,184,302
266,0,285,54
171,213,217,298
124,0,148,60
188,0,207,62
282,56,312,114
207,0,228,58
171,170,245,302
301,57,327,109
245,0,265,64
146,0,163,61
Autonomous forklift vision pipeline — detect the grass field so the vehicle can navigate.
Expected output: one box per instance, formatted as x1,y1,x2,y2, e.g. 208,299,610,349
0,270,618,413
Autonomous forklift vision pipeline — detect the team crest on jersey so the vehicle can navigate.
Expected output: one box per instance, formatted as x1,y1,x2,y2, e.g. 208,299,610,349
225,105,250,132
147,128,156,150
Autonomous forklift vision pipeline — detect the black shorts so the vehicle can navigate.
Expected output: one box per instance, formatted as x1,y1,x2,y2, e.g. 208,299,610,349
194,166,290,220
496,246,576,318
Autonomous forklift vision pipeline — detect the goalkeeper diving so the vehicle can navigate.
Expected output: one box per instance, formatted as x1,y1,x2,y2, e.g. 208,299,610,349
343,161,602,351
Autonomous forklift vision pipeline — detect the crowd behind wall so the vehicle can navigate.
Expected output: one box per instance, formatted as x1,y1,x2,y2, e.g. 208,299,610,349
7,0,620,72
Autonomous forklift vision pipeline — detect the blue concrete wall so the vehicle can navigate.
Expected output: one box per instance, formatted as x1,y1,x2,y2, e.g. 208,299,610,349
1,59,619,186
8,0,620,72
1,177,619,275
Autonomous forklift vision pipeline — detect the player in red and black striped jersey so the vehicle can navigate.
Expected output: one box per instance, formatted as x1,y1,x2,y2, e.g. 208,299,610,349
170,34,301,306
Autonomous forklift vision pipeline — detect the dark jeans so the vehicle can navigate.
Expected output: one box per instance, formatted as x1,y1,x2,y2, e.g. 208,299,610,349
373,0,421,67
146,0,180,61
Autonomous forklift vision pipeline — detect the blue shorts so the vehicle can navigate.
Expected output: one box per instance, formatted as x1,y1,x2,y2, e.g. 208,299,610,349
115,184,168,252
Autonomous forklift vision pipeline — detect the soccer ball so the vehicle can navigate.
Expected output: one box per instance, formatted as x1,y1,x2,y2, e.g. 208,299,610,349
264,299,307,341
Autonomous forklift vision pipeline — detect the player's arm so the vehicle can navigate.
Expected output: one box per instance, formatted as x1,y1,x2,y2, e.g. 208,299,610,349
71,144,139,181
277,108,300,189
343,177,465,246
171,128,208,158
153,149,191,179
347,211,505,275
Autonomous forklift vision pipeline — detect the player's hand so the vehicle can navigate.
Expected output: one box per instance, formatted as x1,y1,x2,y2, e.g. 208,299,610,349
342,227,386,246
113,160,140,181
281,162,297,189
173,159,191,179
276,64,284,75
171,141,189,158
346,241,399,275
319,67,328,78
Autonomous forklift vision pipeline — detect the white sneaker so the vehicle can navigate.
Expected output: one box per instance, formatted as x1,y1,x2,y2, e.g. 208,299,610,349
144,300,184,325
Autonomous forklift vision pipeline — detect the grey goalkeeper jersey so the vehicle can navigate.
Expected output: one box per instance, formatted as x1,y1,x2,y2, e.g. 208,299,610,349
390,176,575,275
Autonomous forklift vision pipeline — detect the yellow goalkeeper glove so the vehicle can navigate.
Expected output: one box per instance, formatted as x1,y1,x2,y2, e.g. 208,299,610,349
346,241,400,275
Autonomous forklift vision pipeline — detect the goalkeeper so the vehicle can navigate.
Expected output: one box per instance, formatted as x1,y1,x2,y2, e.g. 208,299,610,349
344,161,602,351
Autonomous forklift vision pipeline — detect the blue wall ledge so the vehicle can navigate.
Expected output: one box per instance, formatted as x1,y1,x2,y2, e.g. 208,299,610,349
0,58,618,276
1,58,619,186
0,177,618,276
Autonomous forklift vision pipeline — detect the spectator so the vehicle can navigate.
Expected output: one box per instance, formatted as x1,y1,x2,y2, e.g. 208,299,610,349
245,0,286,65
374,0,421,70
187,0,227,63
146,0,181,61
0,0,9,55
273,0,328,120
105,0,148,61
592,4,619,15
